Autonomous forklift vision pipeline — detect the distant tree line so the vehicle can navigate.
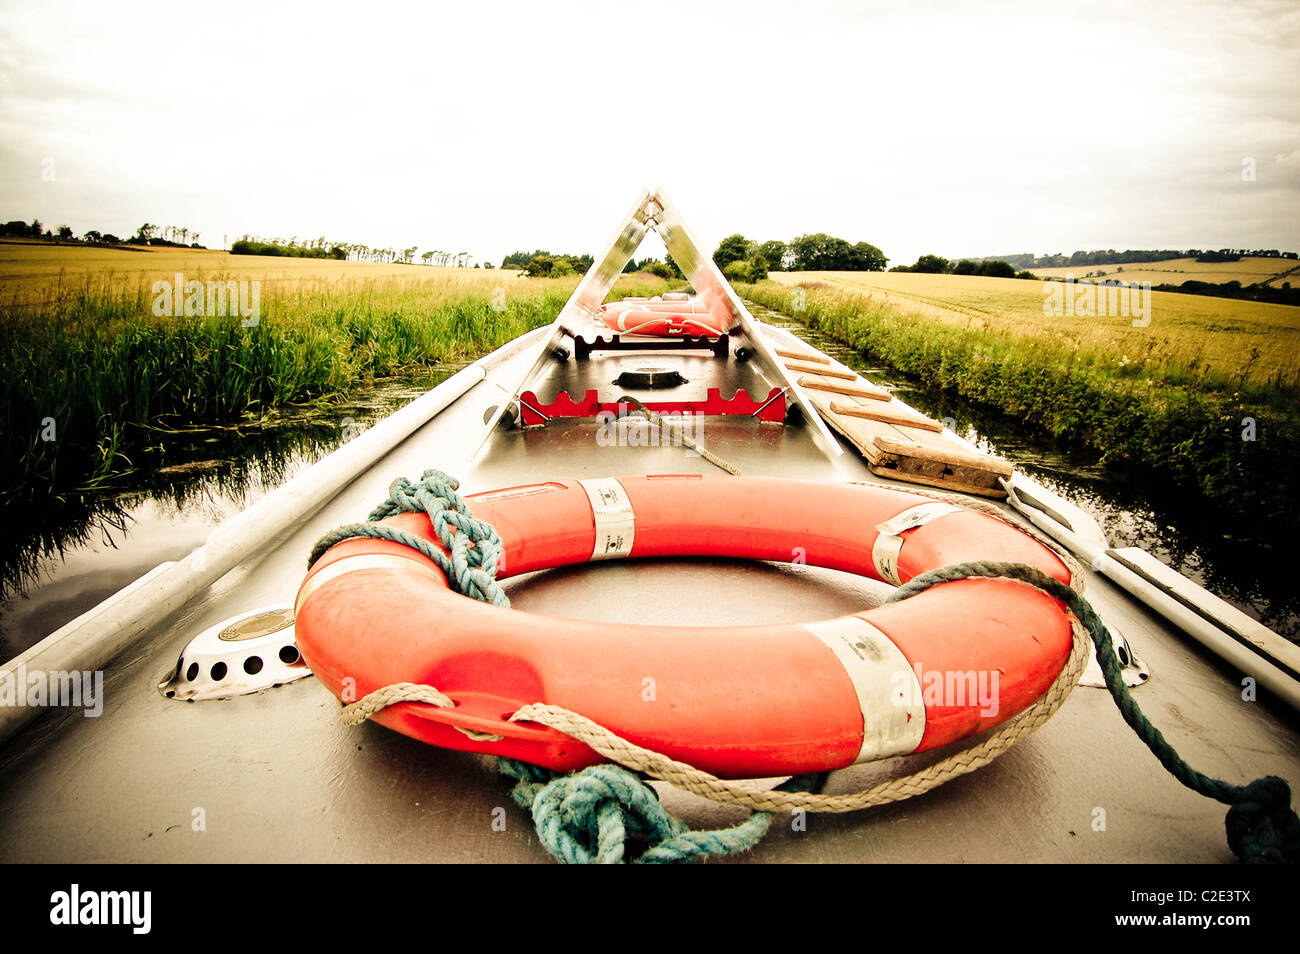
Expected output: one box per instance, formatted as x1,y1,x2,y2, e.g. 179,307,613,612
622,255,682,280
232,235,479,266
1154,279,1300,307
891,254,1036,279
712,232,888,281
231,239,346,260
1,218,203,247
496,250,686,279
2,216,489,267
980,248,1299,270
500,250,595,277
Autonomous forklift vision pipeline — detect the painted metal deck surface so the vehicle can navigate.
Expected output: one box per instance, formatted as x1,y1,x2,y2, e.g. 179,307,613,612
1,321,1297,864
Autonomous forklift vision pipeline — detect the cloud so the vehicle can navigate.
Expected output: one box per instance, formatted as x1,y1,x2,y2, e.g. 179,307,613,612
0,0,1296,264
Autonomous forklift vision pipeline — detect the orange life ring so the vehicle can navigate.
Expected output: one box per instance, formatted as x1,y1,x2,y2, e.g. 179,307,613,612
599,300,725,337
294,476,1074,778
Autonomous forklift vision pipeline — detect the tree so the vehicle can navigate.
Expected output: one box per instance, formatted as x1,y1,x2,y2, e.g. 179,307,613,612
722,260,752,282
911,254,951,274
135,223,157,243
56,225,73,240
848,241,887,271
980,260,1016,278
789,233,840,270
712,234,752,270
747,253,768,282
525,254,555,277
756,240,788,271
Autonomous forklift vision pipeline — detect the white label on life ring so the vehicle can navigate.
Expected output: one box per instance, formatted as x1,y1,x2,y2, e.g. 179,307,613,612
578,478,636,560
872,502,963,585
806,617,926,762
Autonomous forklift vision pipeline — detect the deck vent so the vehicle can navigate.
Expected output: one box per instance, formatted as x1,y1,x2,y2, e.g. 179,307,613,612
614,367,686,389
1079,624,1150,688
158,606,311,702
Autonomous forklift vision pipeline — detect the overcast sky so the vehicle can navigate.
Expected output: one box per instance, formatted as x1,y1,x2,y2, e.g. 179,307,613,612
2,0,1297,267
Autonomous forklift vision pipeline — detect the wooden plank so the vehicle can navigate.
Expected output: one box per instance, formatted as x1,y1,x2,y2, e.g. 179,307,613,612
798,376,890,401
869,450,1004,490
810,394,1011,497
784,361,857,380
773,331,1011,497
866,465,1007,499
802,391,894,454
774,348,829,364
828,399,942,433
872,436,1013,477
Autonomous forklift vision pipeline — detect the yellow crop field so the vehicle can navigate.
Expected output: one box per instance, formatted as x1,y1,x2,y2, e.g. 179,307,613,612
1029,256,1299,287
0,241,528,308
767,270,1300,389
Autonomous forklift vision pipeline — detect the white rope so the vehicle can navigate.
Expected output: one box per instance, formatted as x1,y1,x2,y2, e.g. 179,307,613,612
615,396,741,476
343,587,1090,814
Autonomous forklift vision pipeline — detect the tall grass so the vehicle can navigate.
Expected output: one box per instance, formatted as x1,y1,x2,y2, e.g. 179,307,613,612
739,281,1300,539
765,271,1300,398
1,272,671,502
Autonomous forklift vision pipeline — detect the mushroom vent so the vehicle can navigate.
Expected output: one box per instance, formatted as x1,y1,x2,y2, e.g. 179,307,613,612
158,606,311,702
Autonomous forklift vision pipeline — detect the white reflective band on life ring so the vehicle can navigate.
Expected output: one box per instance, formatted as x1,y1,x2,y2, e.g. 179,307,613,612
805,617,926,763
577,477,636,560
871,502,964,585
295,553,446,614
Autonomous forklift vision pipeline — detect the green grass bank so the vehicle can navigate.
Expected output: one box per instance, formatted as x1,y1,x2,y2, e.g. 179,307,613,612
1,273,669,503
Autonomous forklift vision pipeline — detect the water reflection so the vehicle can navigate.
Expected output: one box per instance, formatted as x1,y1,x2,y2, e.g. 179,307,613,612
763,309,1298,641
0,372,451,662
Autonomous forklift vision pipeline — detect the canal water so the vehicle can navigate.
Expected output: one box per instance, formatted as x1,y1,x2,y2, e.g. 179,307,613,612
0,370,456,663
4,319,1296,665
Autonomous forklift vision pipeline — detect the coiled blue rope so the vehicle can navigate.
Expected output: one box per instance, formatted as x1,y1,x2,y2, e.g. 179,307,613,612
498,759,827,864
307,468,508,606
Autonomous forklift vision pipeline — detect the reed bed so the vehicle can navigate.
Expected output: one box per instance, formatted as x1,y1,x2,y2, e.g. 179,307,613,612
765,271,1300,397
1,271,671,501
